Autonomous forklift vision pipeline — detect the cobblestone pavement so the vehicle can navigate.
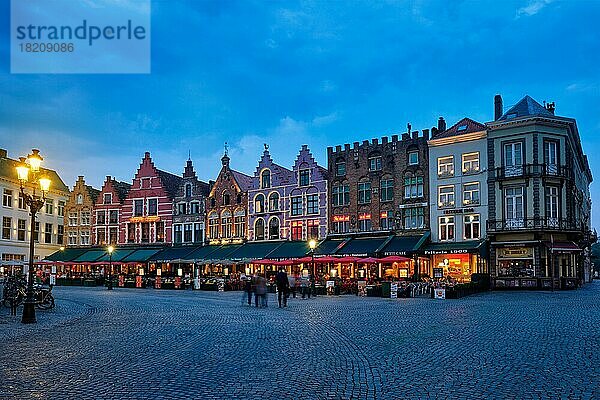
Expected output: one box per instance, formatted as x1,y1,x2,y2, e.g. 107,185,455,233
1,282,600,400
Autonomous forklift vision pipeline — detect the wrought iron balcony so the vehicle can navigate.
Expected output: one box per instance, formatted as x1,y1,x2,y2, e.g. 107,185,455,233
487,217,581,232
493,164,572,180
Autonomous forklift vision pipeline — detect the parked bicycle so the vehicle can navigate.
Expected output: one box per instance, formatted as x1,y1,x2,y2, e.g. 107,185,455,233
2,275,55,310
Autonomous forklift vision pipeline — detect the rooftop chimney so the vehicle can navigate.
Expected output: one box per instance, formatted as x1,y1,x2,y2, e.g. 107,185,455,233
0,149,6,158
494,94,503,120
438,117,446,132
545,101,555,115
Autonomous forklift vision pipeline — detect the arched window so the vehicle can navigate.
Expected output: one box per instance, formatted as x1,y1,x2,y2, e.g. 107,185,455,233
221,210,232,238
255,218,265,240
268,217,280,240
234,208,245,237
185,184,192,197
208,212,219,239
268,192,279,211
223,191,231,206
76,194,83,204
254,194,265,213
261,169,271,189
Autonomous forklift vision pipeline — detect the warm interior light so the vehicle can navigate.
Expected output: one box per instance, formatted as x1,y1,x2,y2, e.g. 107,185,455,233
309,239,317,249
27,149,43,172
39,177,51,193
60,246,65,251
107,245,114,254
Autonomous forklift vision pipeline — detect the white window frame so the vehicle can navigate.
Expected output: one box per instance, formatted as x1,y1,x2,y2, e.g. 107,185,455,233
462,152,480,174
463,182,480,206
464,214,480,240
439,216,455,241
438,156,454,178
438,185,455,208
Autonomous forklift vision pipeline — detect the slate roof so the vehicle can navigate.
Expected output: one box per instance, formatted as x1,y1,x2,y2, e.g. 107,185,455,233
431,117,487,139
156,169,184,199
85,185,101,203
231,170,253,191
498,95,553,121
0,153,70,193
112,180,132,202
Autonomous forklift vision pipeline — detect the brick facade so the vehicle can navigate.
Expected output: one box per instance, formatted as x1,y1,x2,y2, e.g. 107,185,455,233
64,176,99,246
92,176,131,246
172,159,210,245
327,128,430,235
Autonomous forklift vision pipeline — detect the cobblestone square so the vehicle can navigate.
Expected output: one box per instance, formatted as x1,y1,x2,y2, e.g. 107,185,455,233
1,283,599,399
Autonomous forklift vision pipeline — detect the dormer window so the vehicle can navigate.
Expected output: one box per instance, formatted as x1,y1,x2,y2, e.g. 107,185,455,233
261,169,271,189
185,184,192,197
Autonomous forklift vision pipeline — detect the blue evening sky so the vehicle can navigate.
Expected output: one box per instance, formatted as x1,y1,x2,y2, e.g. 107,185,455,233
1,0,599,227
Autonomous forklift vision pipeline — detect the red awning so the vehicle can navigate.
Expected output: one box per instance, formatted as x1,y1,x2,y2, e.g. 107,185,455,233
379,256,412,263
356,257,379,264
314,256,338,263
295,256,313,264
251,259,278,264
335,256,360,263
544,241,581,252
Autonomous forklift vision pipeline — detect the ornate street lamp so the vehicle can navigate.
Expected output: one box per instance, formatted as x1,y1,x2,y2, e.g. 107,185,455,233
309,239,317,278
16,149,51,324
107,245,114,290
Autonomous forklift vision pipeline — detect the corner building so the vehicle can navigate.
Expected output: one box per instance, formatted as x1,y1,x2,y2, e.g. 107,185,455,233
327,128,430,235
486,95,594,289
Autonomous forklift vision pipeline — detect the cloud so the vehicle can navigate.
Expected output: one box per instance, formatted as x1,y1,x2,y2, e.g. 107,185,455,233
516,0,553,18
566,82,600,94
312,112,338,127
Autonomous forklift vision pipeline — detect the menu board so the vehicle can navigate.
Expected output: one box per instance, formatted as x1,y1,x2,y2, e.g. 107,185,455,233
433,268,444,278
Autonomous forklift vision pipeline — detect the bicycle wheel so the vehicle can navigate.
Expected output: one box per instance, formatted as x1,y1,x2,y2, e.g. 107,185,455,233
36,294,55,310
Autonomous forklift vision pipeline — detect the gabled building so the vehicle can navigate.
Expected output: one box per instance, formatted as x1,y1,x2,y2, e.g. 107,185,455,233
287,145,329,241
327,127,430,236
92,175,131,246
172,158,210,245
65,176,100,247
120,152,182,245
205,150,252,244
0,148,70,262
248,144,328,242
248,145,294,241
486,94,594,288
426,117,488,282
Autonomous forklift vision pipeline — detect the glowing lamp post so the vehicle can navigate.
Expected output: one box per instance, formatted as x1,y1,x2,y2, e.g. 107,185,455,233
309,239,317,278
107,245,114,290
16,149,51,324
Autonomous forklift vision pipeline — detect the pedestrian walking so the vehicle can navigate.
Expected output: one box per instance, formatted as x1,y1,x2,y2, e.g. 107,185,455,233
276,268,289,308
301,275,310,299
243,275,253,306
254,275,267,308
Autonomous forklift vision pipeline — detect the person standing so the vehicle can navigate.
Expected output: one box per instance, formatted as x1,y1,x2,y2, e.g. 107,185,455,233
255,274,267,308
244,276,253,306
275,268,289,308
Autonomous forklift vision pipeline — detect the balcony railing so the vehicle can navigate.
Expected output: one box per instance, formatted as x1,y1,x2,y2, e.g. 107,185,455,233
487,217,581,232
493,164,571,180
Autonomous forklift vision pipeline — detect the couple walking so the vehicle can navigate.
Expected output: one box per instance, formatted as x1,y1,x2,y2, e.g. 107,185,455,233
243,274,268,307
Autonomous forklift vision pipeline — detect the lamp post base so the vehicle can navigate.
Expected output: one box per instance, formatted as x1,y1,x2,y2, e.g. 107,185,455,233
21,301,37,324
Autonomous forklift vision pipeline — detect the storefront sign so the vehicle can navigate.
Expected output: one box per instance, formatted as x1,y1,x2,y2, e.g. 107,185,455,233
129,216,160,223
443,207,474,215
434,288,446,299
433,268,444,278
497,247,533,259
425,249,470,255
390,282,398,299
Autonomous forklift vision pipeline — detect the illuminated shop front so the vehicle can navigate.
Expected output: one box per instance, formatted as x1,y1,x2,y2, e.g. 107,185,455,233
423,240,487,283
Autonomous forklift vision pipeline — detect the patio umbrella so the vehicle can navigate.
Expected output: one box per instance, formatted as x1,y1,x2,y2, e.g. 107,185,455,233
314,256,338,263
379,256,411,263
274,259,295,266
356,257,378,264
335,256,360,263
251,259,277,264
295,256,313,264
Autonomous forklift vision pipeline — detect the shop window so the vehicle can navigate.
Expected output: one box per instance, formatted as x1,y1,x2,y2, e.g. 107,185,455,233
439,216,455,241
464,214,480,240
